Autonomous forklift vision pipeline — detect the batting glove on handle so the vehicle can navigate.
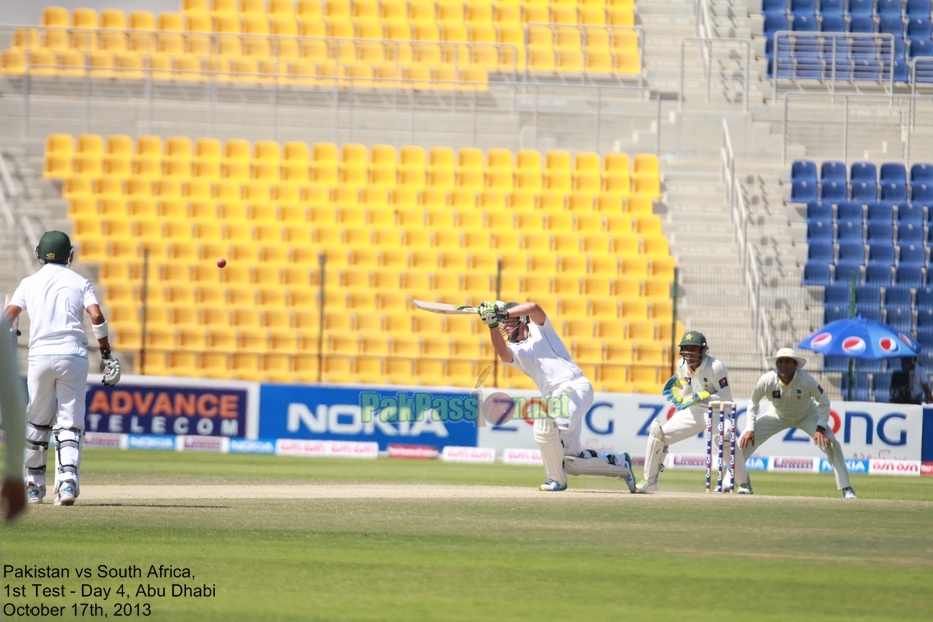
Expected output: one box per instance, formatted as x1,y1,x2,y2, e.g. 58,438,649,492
100,348,121,387
478,301,501,328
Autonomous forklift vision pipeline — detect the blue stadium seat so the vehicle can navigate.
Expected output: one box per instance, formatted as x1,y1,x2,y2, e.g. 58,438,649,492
879,16,906,37
910,163,933,183
763,0,789,15
918,349,933,369
870,373,891,398
820,0,846,16
792,159,818,183
809,242,836,261
867,220,894,243
861,359,886,374
880,181,908,202
907,17,933,41
792,180,819,201
886,306,914,332
865,263,894,286
898,243,927,264
821,14,847,31
824,305,850,323
867,201,895,221
852,59,881,80
894,57,910,81
850,161,877,183
868,242,896,263
859,306,885,321
834,261,864,283
897,202,925,223
838,240,867,262
907,0,932,19
841,375,870,402
884,286,913,308
895,264,925,287
823,355,849,371
849,14,877,32
822,180,848,201
917,307,933,327
836,220,864,242
847,0,875,16
910,182,933,203
909,38,933,58
804,261,833,285
877,0,903,17
836,200,865,220
807,219,834,242
917,286,933,307
855,285,882,304
792,13,819,30
897,222,925,245
821,160,847,182
793,57,824,78
918,324,933,344
880,162,908,184
807,200,833,220
792,0,817,12
765,13,791,38
824,283,851,304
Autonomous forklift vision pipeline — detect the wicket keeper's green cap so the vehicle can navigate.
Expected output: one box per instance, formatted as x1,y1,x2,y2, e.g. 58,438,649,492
36,230,72,264
679,331,707,348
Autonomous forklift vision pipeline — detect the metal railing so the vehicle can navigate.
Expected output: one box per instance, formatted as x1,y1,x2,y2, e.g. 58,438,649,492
721,119,774,358
0,152,31,273
779,91,933,165
678,37,751,112
771,31,897,101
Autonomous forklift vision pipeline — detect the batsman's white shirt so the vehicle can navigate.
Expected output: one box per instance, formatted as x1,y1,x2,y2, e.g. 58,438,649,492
9,263,98,357
746,370,830,432
507,318,584,396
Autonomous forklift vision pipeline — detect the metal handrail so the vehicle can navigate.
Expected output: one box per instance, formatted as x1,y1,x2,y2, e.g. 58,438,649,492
721,119,773,358
678,37,751,113
771,31,897,102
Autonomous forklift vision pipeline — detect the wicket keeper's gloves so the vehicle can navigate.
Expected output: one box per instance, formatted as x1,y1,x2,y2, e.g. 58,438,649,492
662,375,678,401
478,301,500,328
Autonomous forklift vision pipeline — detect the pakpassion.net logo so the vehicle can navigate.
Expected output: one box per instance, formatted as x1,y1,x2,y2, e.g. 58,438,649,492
359,391,570,426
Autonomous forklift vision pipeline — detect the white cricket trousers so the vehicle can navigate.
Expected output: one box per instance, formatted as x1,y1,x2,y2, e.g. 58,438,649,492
653,404,749,486
552,377,594,457
25,355,88,495
738,409,851,490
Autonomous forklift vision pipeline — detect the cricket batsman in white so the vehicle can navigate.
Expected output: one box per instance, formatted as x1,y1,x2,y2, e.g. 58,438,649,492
4,231,122,506
637,330,750,493
737,347,856,498
478,300,637,492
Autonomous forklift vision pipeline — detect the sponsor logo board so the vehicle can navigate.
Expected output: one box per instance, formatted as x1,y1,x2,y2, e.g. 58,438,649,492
868,459,921,476
84,432,124,449
387,444,439,459
180,436,226,452
441,446,496,463
228,438,276,454
502,448,542,465
127,434,176,451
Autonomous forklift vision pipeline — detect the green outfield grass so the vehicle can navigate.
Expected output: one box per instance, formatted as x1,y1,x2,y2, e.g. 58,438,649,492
2,449,931,621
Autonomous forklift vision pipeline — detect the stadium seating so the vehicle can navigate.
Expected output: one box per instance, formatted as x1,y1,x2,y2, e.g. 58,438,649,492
795,156,933,399
50,134,672,392
1,1,643,86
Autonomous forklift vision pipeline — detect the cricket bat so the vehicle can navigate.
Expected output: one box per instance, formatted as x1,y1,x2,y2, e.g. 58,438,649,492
412,300,477,315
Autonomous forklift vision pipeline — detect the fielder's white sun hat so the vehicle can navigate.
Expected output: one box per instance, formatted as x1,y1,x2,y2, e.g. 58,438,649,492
766,347,808,370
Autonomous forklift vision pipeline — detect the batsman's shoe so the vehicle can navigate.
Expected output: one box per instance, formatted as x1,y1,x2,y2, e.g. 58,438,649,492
26,485,45,504
539,480,567,492
620,453,637,493
635,480,658,494
736,483,754,495
54,482,76,507
842,487,857,499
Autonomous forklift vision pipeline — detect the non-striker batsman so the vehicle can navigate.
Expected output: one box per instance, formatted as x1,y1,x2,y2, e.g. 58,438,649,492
4,231,122,506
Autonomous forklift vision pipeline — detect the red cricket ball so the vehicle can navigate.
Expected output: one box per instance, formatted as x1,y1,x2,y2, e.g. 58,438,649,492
217,258,227,268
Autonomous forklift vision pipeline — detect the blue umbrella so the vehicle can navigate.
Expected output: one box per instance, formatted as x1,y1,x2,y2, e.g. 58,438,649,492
797,317,920,360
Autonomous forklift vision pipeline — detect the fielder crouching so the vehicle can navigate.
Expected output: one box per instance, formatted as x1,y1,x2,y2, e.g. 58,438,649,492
477,300,637,493
4,231,121,507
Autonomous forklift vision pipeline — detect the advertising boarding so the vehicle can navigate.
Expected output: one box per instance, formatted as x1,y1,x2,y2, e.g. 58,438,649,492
475,389,925,462
259,384,479,450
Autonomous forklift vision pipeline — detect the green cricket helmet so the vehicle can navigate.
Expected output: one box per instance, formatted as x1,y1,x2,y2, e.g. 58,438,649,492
36,230,74,265
679,330,708,366
502,302,530,343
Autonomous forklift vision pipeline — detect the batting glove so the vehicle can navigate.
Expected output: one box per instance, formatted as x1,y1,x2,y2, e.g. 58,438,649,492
478,301,500,328
100,348,122,387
